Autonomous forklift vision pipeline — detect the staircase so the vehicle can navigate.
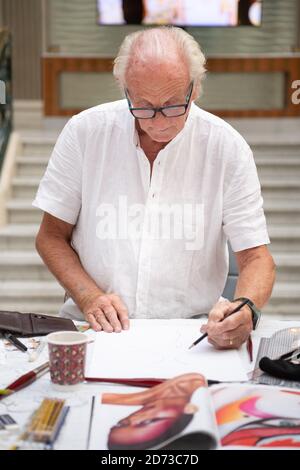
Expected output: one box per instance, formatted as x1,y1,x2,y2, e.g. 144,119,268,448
253,142,300,317
0,133,65,315
0,131,299,317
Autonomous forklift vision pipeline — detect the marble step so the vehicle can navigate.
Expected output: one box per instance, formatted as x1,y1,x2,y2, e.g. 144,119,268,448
0,251,54,281
0,280,64,309
6,201,42,224
11,177,41,198
264,281,300,316
263,199,300,226
256,157,300,178
250,143,300,157
0,301,62,316
268,225,300,253
22,135,57,156
260,177,300,189
0,224,38,250
272,253,300,281
16,156,49,176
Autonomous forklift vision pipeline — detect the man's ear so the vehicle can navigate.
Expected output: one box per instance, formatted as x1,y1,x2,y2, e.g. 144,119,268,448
191,83,201,102
183,403,198,415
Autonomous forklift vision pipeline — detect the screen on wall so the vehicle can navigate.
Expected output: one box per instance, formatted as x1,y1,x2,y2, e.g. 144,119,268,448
97,1,263,27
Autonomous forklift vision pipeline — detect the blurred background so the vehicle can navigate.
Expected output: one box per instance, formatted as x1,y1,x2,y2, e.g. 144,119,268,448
0,0,299,318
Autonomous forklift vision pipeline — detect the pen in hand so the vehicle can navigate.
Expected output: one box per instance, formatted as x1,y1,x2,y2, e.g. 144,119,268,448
188,298,251,350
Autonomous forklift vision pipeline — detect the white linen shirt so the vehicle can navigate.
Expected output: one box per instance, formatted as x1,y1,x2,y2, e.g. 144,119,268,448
32,100,270,320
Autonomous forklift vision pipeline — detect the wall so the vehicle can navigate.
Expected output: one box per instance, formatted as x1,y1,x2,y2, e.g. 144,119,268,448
48,0,299,54
0,1,3,27
46,0,300,112
297,0,300,50
1,0,42,100
2,0,299,103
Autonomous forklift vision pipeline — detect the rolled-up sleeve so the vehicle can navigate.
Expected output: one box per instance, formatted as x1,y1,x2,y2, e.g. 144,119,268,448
32,117,82,225
222,144,270,252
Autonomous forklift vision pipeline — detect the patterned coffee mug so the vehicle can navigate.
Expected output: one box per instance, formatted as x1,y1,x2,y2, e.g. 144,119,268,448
46,331,89,390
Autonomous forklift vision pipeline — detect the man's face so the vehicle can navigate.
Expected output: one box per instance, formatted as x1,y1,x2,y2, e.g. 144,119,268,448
126,64,196,144
108,400,187,448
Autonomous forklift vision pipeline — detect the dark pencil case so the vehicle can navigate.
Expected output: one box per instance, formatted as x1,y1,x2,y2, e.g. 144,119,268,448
0,310,77,337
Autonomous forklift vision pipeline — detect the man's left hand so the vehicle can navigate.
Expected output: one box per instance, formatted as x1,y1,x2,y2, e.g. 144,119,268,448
200,300,252,349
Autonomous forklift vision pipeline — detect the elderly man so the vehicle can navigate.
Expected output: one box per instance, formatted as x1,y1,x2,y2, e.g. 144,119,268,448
33,27,275,350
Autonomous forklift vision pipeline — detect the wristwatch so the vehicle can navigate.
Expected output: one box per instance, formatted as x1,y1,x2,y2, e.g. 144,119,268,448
233,297,261,330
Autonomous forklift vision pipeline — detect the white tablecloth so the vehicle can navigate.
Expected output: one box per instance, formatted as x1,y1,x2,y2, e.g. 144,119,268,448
1,318,300,450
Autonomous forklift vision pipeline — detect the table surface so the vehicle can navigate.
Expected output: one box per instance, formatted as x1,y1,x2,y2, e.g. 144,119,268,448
1,317,300,450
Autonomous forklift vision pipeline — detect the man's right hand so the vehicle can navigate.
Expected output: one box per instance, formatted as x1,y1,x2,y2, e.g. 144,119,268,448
81,292,130,333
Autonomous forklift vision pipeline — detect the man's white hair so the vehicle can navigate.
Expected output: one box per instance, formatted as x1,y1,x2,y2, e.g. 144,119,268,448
113,27,206,96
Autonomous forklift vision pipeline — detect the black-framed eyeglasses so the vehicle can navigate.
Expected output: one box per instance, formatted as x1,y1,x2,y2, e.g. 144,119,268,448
125,82,194,119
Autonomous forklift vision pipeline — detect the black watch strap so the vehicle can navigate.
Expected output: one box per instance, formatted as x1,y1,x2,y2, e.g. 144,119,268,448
233,297,261,330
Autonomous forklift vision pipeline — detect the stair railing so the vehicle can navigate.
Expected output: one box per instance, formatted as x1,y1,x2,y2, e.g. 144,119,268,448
0,30,12,174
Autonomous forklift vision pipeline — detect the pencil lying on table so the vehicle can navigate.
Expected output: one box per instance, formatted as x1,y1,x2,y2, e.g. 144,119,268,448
84,377,230,387
84,377,166,388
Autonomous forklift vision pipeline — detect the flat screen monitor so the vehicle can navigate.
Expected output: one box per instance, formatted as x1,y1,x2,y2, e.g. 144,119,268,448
97,1,263,27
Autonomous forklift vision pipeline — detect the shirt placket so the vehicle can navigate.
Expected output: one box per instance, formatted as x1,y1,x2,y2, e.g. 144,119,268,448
135,150,165,317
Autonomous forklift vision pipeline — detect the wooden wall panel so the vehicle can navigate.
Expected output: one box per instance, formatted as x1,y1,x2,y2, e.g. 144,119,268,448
2,0,42,100
42,55,300,118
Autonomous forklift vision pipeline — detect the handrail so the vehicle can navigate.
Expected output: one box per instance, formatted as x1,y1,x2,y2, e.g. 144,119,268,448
0,30,12,173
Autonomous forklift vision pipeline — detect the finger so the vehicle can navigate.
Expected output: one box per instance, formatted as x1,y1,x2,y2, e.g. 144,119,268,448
86,313,103,332
110,296,130,330
207,336,223,350
94,311,114,333
211,309,248,336
208,335,238,350
222,323,248,340
207,302,251,336
102,307,122,333
200,324,207,334
206,303,232,333
210,322,247,342
207,301,232,323
208,326,249,349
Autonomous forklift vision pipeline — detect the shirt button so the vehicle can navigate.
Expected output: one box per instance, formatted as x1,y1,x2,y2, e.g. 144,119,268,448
152,193,155,198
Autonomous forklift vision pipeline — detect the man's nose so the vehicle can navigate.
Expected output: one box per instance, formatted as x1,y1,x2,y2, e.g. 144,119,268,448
152,110,167,124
